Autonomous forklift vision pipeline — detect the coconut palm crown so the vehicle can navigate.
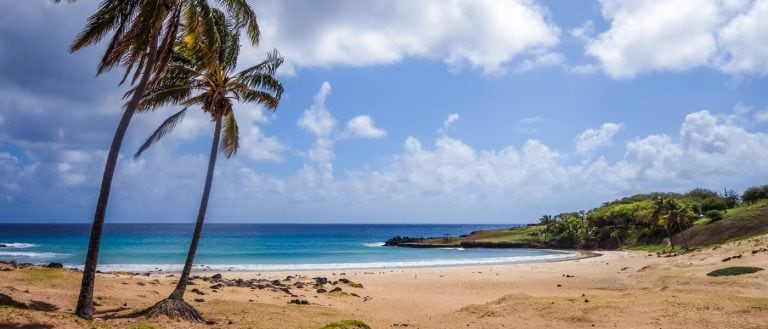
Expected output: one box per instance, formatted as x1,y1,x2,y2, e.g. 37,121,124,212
134,13,282,158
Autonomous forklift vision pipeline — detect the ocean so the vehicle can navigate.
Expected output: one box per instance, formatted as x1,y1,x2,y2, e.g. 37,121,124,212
0,224,573,272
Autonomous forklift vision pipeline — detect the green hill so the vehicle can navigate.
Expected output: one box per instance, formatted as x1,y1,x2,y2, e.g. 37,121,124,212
675,200,768,247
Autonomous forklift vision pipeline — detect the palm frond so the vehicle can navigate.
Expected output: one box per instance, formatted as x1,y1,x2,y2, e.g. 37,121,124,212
134,108,188,158
220,112,239,158
214,0,259,45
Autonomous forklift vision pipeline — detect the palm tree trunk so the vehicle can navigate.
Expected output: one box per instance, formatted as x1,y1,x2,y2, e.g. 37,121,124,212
169,116,222,300
74,31,160,320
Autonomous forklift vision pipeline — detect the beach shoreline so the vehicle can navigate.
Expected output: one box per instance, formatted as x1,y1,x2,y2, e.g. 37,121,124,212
2,237,767,328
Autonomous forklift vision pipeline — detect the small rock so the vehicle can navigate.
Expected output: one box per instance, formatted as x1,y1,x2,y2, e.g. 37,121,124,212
289,299,309,305
211,273,223,280
313,277,328,285
330,287,342,293
194,298,205,303
46,262,63,268
191,288,206,295
316,288,327,293
205,320,217,325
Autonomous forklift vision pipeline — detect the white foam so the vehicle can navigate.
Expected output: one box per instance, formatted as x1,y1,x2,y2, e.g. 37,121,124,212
0,251,64,259
89,252,578,273
362,242,385,247
0,243,38,249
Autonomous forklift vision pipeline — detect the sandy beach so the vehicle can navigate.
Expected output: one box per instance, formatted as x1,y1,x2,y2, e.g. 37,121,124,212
2,235,768,329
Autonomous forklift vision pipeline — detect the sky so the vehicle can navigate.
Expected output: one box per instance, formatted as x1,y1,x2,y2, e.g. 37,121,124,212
1,0,768,223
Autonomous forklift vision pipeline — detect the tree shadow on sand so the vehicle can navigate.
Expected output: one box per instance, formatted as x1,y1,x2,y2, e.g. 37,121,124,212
27,301,58,312
0,322,55,329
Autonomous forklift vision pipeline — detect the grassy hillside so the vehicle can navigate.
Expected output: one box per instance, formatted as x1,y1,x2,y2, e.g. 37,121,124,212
419,225,545,246
676,200,768,247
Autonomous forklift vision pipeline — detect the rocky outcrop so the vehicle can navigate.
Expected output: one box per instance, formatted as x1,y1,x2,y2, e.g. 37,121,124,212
383,236,424,246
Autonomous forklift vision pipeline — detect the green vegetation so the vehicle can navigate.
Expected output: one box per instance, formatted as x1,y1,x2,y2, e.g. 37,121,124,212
707,267,765,277
396,186,768,251
318,320,371,329
679,200,768,247
421,225,544,246
742,185,768,204
20,268,62,283
705,210,723,223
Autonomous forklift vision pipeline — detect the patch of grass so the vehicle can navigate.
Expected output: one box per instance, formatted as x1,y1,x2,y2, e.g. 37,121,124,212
625,244,667,252
19,267,63,283
421,225,544,245
707,266,765,277
624,244,687,253
692,217,711,226
318,320,371,329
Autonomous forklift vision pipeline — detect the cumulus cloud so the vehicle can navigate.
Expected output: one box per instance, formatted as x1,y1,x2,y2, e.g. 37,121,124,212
344,115,386,139
584,0,768,78
574,122,623,154
246,0,561,74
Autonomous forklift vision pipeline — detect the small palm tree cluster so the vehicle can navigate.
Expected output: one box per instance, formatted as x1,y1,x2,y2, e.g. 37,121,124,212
653,197,693,250
56,0,283,322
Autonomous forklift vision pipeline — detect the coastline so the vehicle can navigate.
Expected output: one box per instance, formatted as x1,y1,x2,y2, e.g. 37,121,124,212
3,236,767,328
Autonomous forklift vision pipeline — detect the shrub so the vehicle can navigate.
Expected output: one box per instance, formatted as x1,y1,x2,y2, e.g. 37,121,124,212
705,210,724,223
707,266,764,277
700,197,727,212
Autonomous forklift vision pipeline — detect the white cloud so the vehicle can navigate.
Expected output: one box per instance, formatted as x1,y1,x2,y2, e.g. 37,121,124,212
297,82,336,137
574,122,623,154
344,115,386,139
514,52,564,73
584,0,768,78
587,0,720,78
516,115,544,135
754,110,768,122
247,0,560,74
441,113,461,132
718,1,768,74
569,20,594,42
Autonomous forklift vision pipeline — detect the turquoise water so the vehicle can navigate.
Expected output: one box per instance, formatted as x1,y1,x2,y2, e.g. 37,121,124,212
0,224,573,272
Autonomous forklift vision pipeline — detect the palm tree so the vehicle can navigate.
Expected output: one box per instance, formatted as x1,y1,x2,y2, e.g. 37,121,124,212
54,0,260,319
132,14,283,321
663,200,691,249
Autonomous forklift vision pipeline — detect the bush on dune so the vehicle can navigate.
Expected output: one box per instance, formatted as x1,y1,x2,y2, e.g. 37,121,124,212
707,267,764,277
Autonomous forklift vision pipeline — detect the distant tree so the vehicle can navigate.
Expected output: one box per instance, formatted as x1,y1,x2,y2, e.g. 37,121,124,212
723,189,739,208
685,188,719,200
700,197,727,212
538,215,553,241
742,185,768,204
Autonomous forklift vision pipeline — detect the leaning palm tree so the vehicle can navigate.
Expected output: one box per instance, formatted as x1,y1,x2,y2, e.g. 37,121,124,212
53,0,260,319
131,15,283,321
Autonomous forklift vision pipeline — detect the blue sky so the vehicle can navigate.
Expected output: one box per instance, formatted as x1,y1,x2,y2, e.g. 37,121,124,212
1,0,768,223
